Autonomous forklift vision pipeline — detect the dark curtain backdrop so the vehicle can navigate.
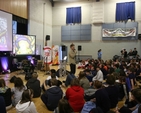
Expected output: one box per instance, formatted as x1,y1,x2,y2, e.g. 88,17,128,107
116,2,135,21
66,7,81,24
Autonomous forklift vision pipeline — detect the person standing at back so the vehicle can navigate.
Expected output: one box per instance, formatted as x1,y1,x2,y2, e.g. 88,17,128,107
98,49,102,60
69,44,77,74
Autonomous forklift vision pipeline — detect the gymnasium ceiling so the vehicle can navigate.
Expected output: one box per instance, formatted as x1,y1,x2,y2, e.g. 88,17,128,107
49,0,95,6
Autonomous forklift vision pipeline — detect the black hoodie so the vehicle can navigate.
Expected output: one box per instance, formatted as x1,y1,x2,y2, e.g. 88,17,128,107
26,78,41,98
41,86,63,111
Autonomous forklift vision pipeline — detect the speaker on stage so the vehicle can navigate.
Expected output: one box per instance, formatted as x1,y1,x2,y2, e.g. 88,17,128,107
138,34,141,40
78,45,82,51
62,45,66,51
46,35,50,41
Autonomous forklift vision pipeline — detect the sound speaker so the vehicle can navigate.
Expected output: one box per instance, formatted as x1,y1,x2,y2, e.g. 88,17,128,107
62,45,66,51
96,0,100,2
46,35,50,41
78,45,82,51
138,34,141,40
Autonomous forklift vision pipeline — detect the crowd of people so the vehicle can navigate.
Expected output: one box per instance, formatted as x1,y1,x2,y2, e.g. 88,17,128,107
120,48,139,60
0,44,141,113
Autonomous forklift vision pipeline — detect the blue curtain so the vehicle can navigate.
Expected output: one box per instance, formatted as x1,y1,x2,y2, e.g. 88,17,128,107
66,7,81,24
116,2,135,21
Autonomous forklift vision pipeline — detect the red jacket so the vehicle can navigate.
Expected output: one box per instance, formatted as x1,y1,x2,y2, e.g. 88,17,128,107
66,86,85,112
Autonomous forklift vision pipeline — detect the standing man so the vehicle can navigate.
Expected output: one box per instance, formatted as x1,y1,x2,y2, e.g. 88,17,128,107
69,43,77,74
132,48,138,58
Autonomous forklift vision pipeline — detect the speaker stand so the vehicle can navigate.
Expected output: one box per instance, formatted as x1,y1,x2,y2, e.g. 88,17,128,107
78,51,80,61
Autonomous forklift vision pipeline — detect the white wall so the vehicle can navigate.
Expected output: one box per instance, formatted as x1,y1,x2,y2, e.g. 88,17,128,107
28,0,52,56
52,0,141,60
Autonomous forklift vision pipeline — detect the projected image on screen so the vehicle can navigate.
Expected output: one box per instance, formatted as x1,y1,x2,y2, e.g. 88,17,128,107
0,10,12,51
0,18,7,47
14,35,35,55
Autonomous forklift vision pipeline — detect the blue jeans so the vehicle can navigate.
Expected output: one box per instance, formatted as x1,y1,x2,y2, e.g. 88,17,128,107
65,74,75,87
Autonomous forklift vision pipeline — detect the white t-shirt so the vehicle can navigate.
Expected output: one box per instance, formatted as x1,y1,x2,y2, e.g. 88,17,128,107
46,76,58,80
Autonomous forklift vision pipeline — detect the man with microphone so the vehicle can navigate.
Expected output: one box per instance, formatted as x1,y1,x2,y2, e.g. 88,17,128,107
69,43,77,74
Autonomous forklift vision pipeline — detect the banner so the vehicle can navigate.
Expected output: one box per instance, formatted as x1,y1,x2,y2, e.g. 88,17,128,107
103,28,136,37
43,46,52,64
52,45,59,65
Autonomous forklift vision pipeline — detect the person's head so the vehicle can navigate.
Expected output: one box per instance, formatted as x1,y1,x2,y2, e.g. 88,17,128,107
114,64,119,69
91,65,95,70
32,73,38,78
118,76,126,84
85,69,91,75
58,98,73,113
0,79,6,87
131,88,141,103
98,49,101,52
96,66,100,71
119,70,126,76
78,71,86,80
14,77,24,91
123,64,127,69
70,78,80,86
134,48,136,51
20,89,33,104
51,73,56,79
50,69,56,75
106,75,115,85
121,61,125,65
70,43,75,50
94,80,102,89
50,78,58,86
136,64,140,70
127,67,134,74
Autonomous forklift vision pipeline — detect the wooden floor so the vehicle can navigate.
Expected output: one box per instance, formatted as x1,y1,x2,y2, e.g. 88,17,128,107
0,65,124,113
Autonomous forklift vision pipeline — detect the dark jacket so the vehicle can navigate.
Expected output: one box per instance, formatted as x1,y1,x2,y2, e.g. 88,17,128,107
26,78,41,98
105,85,119,108
0,87,12,107
95,88,111,113
41,86,63,111
0,96,6,113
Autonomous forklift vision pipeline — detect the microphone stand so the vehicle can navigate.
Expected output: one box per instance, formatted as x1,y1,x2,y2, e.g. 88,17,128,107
44,56,50,75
